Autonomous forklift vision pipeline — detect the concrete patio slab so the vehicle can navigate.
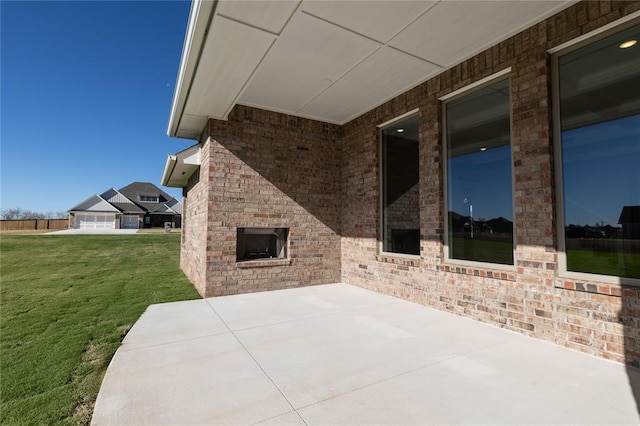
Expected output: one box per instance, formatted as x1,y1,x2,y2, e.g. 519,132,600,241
92,283,640,425
119,299,229,351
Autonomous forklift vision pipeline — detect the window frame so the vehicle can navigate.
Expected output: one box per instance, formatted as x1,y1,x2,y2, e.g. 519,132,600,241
440,70,516,270
551,15,640,286
139,195,160,203
378,109,421,259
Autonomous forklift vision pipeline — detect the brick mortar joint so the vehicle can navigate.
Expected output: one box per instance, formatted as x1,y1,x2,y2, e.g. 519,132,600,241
439,264,517,281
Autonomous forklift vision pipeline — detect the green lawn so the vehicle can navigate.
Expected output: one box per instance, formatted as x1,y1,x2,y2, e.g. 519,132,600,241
0,234,199,425
567,249,640,279
449,236,514,265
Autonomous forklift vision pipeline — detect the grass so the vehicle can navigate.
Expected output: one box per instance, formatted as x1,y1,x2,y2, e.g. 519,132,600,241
449,236,514,265
0,234,200,425
567,249,640,279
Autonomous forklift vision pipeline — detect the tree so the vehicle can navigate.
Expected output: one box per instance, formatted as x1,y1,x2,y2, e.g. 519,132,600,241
44,211,68,219
0,208,66,220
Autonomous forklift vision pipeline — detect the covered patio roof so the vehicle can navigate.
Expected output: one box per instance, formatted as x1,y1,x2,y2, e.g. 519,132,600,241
167,0,575,139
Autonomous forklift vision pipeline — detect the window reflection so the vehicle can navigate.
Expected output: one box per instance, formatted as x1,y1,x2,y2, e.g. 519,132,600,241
558,23,640,279
445,78,514,265
381,115,420,255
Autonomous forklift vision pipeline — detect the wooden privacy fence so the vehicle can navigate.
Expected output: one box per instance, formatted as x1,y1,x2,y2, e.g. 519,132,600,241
1,219,68,231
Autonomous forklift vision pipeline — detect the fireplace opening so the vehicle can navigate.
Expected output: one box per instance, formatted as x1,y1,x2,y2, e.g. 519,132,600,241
236,227,288,262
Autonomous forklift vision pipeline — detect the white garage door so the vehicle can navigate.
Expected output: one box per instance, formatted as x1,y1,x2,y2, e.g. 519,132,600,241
121,215,139,229
75,213,116,229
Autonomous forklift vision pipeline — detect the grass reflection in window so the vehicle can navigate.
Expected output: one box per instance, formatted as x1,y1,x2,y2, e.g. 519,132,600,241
557,23,640,279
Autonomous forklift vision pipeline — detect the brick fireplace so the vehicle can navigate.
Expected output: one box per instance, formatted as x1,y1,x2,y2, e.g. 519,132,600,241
236,228,288,262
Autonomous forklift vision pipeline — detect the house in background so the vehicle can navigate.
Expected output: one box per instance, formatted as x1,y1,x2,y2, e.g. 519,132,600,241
68,182,182,229
118,182,182,228
162,0,640,367
619,206,640,239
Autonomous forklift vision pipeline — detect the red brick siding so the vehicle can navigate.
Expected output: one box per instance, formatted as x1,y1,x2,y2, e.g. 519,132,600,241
180,142,209,295
341,1,640,366
193,106,342,297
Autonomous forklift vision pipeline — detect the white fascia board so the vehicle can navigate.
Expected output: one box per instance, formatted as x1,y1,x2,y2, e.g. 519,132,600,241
161,144,201,187
113,188,136,205
70,211,120,217
92,195,121,213
100,187,137,205
167,0,218,138
158,204,179,215
161,155,178,187
69,194,100,212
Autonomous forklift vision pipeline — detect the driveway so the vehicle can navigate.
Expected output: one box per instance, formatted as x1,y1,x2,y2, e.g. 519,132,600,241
92,283,640,425
46,229,140,235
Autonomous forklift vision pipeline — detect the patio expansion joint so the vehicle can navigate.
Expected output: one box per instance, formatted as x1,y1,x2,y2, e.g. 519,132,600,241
212,299,404,334
204,301,309,426
249,409,300,426
118,331,232,352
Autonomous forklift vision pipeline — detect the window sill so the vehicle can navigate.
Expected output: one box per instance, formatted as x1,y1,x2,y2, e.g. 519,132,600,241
376,253,421,267
556,273,640,296
236,258,291,269
439,262,516,281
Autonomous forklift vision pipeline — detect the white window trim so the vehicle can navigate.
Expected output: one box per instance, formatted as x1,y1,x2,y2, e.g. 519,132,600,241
441,71,516,271
378,109,421,259
139,195,159,203
377,108,419,129
439,68,511,102
548,10,640,54
551,16,640,287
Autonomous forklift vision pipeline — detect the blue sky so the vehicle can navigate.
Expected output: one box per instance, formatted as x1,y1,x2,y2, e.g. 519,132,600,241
446,115,640,227
448,145,513,222
1,0,193,213
562,114,640,227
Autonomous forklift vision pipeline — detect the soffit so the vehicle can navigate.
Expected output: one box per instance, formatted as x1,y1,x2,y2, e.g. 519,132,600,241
169,0,575,139
162,144,201,187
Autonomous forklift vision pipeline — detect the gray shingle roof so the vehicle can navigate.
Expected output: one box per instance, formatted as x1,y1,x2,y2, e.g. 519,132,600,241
109,202,146,214
118,182,181,215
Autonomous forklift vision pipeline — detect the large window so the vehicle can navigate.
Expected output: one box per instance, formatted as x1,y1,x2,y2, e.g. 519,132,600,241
556,22,640,280
381,113,420,255
445,78,514,265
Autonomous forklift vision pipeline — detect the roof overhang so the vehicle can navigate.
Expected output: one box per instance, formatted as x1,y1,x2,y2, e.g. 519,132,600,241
168,0,577,140
161,144,201,187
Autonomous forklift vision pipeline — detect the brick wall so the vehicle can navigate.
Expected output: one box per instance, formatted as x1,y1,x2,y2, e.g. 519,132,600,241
180,142,208,295
191,106,342,297
181,0,640,366
341,1,640,366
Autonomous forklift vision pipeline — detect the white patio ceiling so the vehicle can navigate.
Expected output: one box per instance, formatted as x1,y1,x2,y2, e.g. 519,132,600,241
168,0,575,139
